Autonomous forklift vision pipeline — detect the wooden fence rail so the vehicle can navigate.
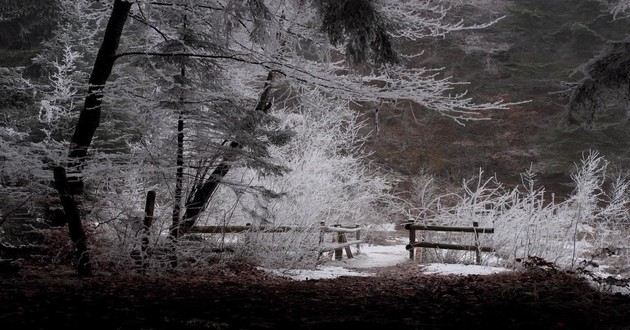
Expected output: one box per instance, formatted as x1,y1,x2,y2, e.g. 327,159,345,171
405,224,494,234
405,221,495,264
189,221,364,260
189,225,303,234
136,192,364,265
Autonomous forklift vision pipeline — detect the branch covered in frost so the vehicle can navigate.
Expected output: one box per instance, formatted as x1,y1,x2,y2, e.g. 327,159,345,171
611,0,630,18
382,0,504,40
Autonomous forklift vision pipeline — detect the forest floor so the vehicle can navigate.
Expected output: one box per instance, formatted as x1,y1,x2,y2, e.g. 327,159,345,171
1,263,629,330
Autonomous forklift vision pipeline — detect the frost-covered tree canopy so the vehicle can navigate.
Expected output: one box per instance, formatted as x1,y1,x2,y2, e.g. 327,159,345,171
612,0,630,17
4,2,630,327
1,0,517,273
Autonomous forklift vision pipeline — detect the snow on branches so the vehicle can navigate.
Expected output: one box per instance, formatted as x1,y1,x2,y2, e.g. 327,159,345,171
1,0,523,272
611,0,630,18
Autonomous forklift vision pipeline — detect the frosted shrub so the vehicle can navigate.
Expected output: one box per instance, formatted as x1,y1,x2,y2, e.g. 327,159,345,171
194,90,394,268
612,0,630,18
410,151,630,271
84,90,394,271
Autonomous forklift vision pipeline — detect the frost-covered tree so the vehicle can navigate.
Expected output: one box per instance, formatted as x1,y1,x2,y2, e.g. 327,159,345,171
569,0,630,126
612,0,630,18
2,0,518,273
406,151,630,272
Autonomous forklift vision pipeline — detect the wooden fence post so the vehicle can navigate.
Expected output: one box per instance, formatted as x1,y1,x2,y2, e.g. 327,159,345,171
142,191,156,250
355,224,361,254
318,221,325,259
409,226,416,260
341,231,353,259
473,221,481,265
244,223,252,247
319,221,325,245
334,224,343,260
141,190,156,268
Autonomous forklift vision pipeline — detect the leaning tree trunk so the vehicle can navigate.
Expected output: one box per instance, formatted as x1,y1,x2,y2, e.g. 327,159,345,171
54,0,132,276
178,71,276,234
66,0,132,194
53,167,91,276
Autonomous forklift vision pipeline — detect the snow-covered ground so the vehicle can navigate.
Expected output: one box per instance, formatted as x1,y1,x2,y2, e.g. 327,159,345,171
327,244,410,269
422,263,510,276
261,242,513,280
260,266,373,280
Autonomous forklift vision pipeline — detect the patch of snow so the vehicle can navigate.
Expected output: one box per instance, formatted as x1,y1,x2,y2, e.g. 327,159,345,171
367,223,397,232
328,244,409,269
422,263,510,276
260,266,374,281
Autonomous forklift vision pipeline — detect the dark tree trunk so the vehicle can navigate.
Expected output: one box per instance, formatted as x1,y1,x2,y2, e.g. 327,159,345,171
53,0,131,276
66,0,132,194
171,109,185,238
178,71,277,234
53,167,91,276
180,153,235,232
170,16,188,239
142,190,156,254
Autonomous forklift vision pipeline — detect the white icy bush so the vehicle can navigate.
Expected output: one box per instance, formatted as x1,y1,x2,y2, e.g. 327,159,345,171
197,90,394,268
409,151,630,271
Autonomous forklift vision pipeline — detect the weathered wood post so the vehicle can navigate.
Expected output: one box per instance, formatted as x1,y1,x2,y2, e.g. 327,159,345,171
342,230,353,259
319,221,325,245
244,223,252,248
409,224,416,260
334,224,343,260
473,221,481,265
355,224,361,254
141,190,156,267
142,191,156,248
318,221,325,259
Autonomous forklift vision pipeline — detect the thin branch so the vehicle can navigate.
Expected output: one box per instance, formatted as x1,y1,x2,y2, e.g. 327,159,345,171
147,1,223,11
0,193,34,226
128,13,170,42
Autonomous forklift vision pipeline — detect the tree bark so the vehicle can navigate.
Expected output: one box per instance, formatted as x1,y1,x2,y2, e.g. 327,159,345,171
66,0,132,194
53,167,91,276
178,71,276,234
170,16,188,240
171,110,185,238
142,190,156,254
52,0,131,276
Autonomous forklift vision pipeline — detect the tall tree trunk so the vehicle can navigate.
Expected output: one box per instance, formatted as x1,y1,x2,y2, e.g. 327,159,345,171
171,109,185,238
66,0,132,194
53,167,91,276
53,0,131,276
178,71,276,234
170,15,188,240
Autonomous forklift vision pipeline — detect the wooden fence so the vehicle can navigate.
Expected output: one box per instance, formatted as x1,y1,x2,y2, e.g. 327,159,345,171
319,223,363,260
139,191,364,261
189,221,363,260
405,221,495,264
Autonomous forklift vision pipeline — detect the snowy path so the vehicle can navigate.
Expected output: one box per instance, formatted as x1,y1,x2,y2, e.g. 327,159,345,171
263,241,510,280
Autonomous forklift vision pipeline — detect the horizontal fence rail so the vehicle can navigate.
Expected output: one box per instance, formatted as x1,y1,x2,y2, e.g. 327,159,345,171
404,223,494,234
322,226,361,233
406,221,495,264
406,242,495,253
136,191,363,264
188,222,364,260
320,240,364,252
189,225,307,234
189,225,363,234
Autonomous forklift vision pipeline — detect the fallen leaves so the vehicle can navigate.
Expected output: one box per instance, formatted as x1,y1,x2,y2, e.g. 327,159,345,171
0,267,628,329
